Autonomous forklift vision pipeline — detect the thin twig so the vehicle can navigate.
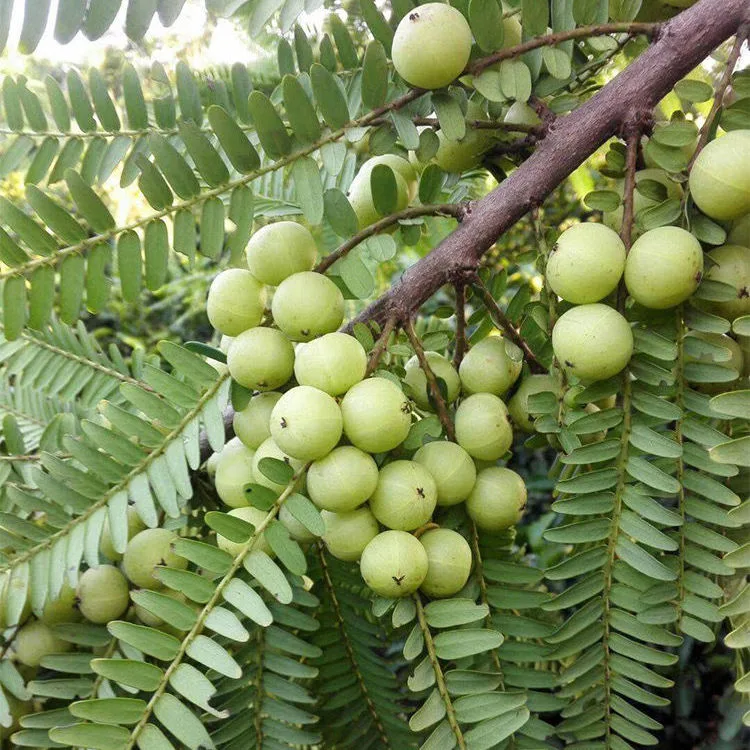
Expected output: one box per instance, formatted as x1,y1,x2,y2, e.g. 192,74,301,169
365,317,398,377
617,123,642,310
403,320,456,441
316,204,467,274
690,26,749,166
469,22,660,75
470,276,545,374
453,282,467,369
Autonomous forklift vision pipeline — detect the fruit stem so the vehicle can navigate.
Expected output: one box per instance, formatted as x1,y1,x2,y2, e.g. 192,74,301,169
404,320,456,441
470,275,546,373
413,593,467,749
365,317,398,376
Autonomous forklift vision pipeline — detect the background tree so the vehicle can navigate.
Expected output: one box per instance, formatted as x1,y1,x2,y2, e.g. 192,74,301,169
0,0,748,748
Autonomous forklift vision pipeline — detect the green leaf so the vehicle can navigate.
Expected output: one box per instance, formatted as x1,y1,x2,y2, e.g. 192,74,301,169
88,69,120,132
265,520,307,574
625,456,680,494
107,621,181,660
433,92,466,141
310,64,350,130
69,697,146,725
500,60,532,102
126,0,158,42
244,550,293,603
2,275,26,340
469,0,504,52
284,493,325,536
208,105,261,173
153,567,215,603
64,169,115,233
370,164,398,215
329,14,358,69
282,75,321,143
247,91,293,159
424,599,489,628
710,436,750,467
674,78,713,102
149,134,200,199
49,723,130,750
122,63,148,129
409,688,446,732
361,41,389,109
419,164,446,205
205,510,254,543
223,578,273,626
200,197,225,259
292,156,324,225
359,0,393,54
615,537,677,582
323,188,358,237
59,253,85,325
454,691,527,724
130,590,198,631
152,693,214,749
637,198,682,231
179,121,229,186
433,629,504,659
186,634,241,678
463,708,530,749
709,390,750,419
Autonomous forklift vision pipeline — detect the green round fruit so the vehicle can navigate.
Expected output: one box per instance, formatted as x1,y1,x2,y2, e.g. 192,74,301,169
227,327,295,391
369,460,438,531
14,620,70,667
604,169,683,234
307,446,379,512
728,214,750,248
77,565,130,624
419,528,472,598
100,505,146,562
624,226,703,308
341,377,412,453
321,507,380,561
348,162,410,229
459,336,523,396
689,130,750,221
466,467,527,531
547,223,626,304
703,245,750,321
552,304,633,382
391,4,472,90
40,584,82,625
252,437,306,494
413,441,476,506
233,392,283,450
214,441,255,508
404,352,460,410
246,221,317,286
279,504,316,543
434,128,492,173
216,506,273,557
206,269,266,337
294,333,367,396
360,530,428,598
504,102,540,128
270,385,343,461
122,528,187,590
685,331,743,392
508,375,560,432
271,272,345,342
455,393,513,461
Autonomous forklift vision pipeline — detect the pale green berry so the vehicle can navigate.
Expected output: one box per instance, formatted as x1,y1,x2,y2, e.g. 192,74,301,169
279,504,316,543
122,528,188,590
214,441,255,508
404,352,460,410
348,164,409,229
77,565,130,624
455,393,513,461
252,437,306,494
321,507,380,562
246,221,317,286
341,377,412,453
689,130,750,221
459,336,523,396
547,223,626,304
294,333,367,396
413,441,476,506
206,269,266,337
392,4,472,90
552,304,633,382
508,375,559,432
467,467,527,531
419,528,472,598
233,392,283,450
728,214,750,248
271,272,344,342
360,530,428,598
504,102,540,128
703,245,750,321
14,620,71,667
100,505,146,562
205,452,220,477
227,327,295,391
307,446,379,512
369,460,438,531
625,227,703,309
217,506,273,557
270,386,343,461
40,584,82,625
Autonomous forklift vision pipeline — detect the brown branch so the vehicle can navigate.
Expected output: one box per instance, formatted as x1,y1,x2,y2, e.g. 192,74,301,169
469,22,660,76
617,123,643,309
403,320,456,441
690,25,749,166
453,282,467,369
347,0,747,332
470,276,546,374
365,317,398,377
315,204,468,274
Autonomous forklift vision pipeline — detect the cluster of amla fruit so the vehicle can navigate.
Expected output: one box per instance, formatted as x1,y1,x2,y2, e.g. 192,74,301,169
548,129,750,387
6,522,190,669
206,225,537,600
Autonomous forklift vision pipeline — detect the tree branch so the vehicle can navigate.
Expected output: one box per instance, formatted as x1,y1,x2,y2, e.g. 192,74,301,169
346,0,748,332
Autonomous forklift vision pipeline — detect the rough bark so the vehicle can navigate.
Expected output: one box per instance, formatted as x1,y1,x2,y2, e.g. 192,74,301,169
347,0,749,330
